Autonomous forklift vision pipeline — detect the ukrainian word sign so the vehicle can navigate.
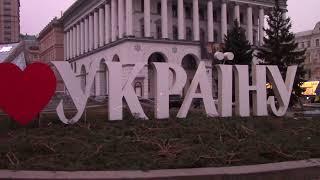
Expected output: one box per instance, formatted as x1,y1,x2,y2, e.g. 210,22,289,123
0,53,297,125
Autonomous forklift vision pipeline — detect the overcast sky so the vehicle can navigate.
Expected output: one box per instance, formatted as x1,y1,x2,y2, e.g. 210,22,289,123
20,0,320,35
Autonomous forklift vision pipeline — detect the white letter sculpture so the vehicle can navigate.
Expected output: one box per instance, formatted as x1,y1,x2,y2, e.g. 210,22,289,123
52,61,100,124
107,62,148,120
216,65,233,117
152,63,187,119
233,65,268,117
267,65,297,116
177,62,218,118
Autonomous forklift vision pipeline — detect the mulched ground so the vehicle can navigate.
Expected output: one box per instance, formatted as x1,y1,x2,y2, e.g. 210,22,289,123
0,110,319,171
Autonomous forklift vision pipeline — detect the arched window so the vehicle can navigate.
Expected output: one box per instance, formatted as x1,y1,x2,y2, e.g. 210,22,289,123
182,54,199,96
112,54,120,62
134,82,143,97
80,65,86,93
148,52,167,99
98,61,108,96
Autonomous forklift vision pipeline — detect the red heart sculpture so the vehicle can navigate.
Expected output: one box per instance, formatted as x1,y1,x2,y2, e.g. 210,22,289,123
0,63,56,125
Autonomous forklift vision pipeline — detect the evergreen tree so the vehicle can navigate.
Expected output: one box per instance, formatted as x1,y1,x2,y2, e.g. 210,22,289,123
256,0,306,103
223,20,253,65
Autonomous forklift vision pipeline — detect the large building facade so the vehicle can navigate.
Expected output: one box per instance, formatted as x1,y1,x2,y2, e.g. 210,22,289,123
0,0,20,44
296,22,320,81
61,0,285,99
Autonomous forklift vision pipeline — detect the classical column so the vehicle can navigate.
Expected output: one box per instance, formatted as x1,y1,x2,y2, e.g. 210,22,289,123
247,5,253,44
161,0,168,39
70,29,73,58
234,3,240,24
94,10,99,49
80,20,85,54
111,0,118,41
193,0,200,41
221,0,227,42
73,26,77,57
84,17,89,53
178,0,185,40
144,0,151,37
76,24,80,56
259,7,265,46
99,7,105,47
89,13,94,51
207,0,214,42
118,0,124,38
126,0,133,36
105,3,111,44
66,31,70,60
64,33,67,60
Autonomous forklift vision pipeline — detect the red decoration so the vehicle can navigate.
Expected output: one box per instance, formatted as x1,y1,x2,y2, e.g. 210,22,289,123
0,63,56,125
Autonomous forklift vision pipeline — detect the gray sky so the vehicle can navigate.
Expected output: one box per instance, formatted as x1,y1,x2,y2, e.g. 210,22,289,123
20,0,320,35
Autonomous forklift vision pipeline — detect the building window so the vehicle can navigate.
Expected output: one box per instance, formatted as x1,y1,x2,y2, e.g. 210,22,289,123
186,27,192,41
240,13,244,24
307,41,311,48
316,39,320,47
157,2,161,15
227,12,230,24
172,5,177,17
213,10,217,22
199,8,205,21
140,18,144,37
156,22,161,39
253,30,257,45
140,0,144,12
141,24,145,37
214,30,218,42
200,28,205,41
252,15,255,25
134,82,143,97
185,6,192,19
173,26,178,40
74,62,77,73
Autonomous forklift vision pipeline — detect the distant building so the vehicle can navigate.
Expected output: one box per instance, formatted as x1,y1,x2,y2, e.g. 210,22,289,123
38,17,64,63
0,38,39,71
0,37,39,69
0,43,26,69
0,0,20,44
296,22,320,81
38,17,65,92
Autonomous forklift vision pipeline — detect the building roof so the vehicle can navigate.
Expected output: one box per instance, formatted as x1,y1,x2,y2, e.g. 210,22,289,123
60,0,87,22
60,0,287,23
296,30,313,37
38,17,63,39
295,21,320,37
